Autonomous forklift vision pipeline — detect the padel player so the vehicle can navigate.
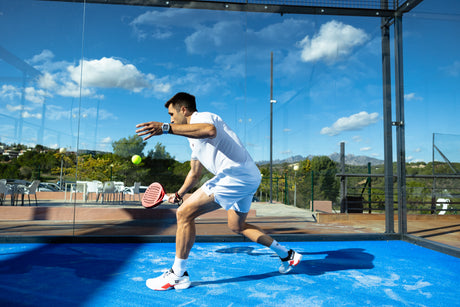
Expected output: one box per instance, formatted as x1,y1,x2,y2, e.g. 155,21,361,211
136,92,301,290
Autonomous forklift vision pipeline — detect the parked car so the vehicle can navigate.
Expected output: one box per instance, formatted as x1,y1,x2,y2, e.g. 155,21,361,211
38,182,61,192
124,185,148,194
56,181,75,191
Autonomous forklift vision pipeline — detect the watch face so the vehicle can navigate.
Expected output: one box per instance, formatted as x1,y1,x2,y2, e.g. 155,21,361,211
162,123,169,133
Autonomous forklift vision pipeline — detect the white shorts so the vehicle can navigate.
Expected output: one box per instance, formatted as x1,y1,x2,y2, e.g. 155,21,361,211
201,172,261,213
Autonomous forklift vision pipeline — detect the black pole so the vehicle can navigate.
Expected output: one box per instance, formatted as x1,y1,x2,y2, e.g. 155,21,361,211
269,52,274,203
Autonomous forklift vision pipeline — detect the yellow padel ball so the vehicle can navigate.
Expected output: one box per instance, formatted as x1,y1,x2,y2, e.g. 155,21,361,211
131,154,141,165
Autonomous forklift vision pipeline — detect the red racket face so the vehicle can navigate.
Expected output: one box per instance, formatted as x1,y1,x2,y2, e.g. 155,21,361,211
142,182,166,208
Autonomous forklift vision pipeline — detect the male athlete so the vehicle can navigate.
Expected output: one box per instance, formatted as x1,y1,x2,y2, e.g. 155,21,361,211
136,92,301,291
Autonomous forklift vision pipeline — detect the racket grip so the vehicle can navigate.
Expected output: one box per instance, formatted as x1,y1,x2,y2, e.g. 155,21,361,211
163,195,169,202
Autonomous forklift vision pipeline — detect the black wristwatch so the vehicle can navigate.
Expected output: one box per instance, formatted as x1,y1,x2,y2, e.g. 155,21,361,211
162,123,170,134
175,192,183,206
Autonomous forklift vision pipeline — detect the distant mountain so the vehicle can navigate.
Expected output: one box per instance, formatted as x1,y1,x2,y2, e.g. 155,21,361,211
257,153,383,166
257,155,304,166
329,153,384,166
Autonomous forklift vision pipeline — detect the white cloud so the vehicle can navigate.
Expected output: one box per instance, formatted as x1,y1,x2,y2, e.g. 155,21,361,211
28,49,54,64
44,105,70,121
130,9,227,40
25,87,52,104
360,147,372,151
3,51,172,126
321,111,379,136
173,66,225,95
67,57,150,92
6,104,25,112
21,111,42,119
57,81,97,98
101,137,112,144
440,60,460,77
185,21,243,55
298,20,369,63
1,85,51,104
65,57,171,95
38,72,58,90
404,92,422,101
5,105,41,119
1,84,21,100
131,9,195,28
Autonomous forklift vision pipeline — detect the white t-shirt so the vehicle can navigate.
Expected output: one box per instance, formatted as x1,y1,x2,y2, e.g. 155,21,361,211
188,112,260,181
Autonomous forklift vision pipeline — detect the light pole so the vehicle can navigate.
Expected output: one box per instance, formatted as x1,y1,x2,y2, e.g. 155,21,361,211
269,52,276,203
59,147,66,190
293,164,299,207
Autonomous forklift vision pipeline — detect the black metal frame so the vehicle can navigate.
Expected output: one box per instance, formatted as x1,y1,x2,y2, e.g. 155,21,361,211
42,0,423,17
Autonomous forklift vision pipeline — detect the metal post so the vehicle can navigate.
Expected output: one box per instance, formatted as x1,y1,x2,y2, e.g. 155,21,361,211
293,164,299,207
368,162,372,214
59,147,66,190
284,172,289,205
340,142,346,213
394,14,407,234
269,52,274,203
431,133,437,214
311,171,314,212
276,177,279,201
381,14,395,233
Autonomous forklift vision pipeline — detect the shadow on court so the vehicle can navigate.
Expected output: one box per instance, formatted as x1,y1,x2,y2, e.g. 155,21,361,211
194,247,375,287
0,243,140,306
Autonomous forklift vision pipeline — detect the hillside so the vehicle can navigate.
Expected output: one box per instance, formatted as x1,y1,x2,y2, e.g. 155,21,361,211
258,153,384,166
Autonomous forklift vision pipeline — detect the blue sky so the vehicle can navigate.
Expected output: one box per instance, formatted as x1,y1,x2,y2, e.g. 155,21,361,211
0,0,459,163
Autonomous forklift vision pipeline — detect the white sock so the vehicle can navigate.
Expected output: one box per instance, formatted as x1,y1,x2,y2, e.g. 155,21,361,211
172,256,187,277
270,240,289,259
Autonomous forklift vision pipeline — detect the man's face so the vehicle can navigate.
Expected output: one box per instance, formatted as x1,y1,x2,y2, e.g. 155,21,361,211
168,104,187,124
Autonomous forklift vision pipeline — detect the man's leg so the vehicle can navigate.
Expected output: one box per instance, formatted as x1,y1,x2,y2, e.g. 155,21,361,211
146,188,220,291
227,209,274,247
175,188,220,259
227,209,302,273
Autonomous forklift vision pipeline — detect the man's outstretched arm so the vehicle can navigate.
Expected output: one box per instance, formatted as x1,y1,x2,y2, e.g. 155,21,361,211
136,122,216,140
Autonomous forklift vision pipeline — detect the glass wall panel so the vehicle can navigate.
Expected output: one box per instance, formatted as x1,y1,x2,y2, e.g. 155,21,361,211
0,0,85,235
404,0,460,248
4,1,457,242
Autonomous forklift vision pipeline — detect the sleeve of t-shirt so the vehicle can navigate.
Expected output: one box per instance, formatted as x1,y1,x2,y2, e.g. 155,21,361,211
190,112,214,125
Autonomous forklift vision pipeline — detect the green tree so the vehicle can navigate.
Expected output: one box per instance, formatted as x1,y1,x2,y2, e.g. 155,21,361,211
300,159,312,173
311,156,340,202
112,135,146,158
147,143,174,160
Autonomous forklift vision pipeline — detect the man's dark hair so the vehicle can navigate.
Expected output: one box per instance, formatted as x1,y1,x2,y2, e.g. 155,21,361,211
165,92,197,112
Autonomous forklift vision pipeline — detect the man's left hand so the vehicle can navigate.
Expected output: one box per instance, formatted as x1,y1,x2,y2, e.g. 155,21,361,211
136,121,163,140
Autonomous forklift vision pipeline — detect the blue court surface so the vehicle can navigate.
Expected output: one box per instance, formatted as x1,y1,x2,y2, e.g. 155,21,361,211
0,240,458,306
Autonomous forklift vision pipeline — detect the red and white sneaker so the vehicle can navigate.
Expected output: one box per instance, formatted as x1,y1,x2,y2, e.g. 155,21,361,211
146,269,191,291
279,249,302,274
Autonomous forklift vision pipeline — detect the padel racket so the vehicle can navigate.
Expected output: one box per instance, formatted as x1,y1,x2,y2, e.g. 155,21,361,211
142,182,168,208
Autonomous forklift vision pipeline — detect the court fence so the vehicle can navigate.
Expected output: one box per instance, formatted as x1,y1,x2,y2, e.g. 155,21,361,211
259,170,460,215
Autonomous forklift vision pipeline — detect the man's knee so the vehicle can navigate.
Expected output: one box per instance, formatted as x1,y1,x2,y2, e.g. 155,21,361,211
176,206,193,224
228,221,245,234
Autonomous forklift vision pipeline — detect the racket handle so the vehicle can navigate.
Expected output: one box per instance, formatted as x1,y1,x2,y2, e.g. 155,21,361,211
163,194,169,202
